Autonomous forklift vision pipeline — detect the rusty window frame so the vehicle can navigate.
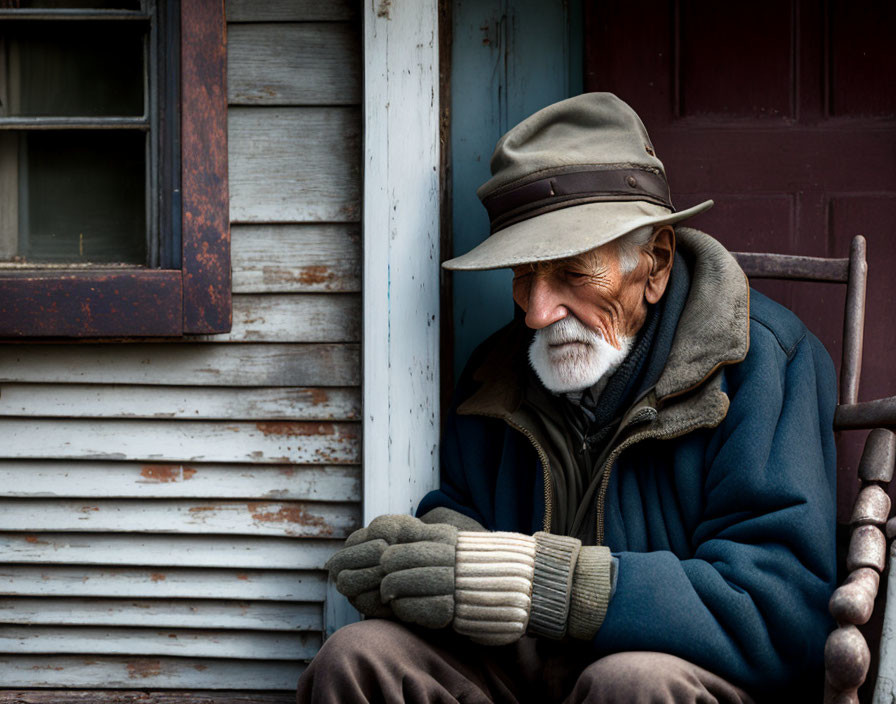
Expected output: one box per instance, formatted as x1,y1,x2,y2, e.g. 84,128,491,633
0,0,230,337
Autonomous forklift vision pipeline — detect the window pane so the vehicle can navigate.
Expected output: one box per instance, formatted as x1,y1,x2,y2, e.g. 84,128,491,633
1,20,144,116
0,2,141,9
1,130,146,264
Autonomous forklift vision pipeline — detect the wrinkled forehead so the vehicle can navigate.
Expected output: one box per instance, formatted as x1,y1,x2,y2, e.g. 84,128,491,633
513,239,620,274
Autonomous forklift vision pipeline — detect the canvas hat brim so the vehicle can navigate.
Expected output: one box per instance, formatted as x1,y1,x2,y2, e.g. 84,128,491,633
442,198,713,271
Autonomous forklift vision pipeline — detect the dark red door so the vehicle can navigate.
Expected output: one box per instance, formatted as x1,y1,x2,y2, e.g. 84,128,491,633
585,0,896,517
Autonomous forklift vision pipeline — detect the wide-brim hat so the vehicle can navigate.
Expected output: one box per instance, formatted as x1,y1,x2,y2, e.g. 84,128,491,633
443,93,713,271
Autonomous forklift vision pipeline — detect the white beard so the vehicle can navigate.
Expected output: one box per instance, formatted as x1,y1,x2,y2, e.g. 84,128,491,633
527,315,633,394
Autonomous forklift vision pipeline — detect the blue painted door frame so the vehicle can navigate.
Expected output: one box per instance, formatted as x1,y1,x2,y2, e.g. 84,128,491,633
450,0,583,381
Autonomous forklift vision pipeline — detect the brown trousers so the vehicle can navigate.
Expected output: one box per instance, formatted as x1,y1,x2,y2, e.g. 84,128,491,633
296,619,756,704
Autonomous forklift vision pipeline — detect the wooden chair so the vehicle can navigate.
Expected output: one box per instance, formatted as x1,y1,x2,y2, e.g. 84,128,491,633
731,238,896,703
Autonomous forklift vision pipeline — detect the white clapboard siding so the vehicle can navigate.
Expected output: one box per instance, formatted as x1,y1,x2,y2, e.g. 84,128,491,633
0,534,340,569
0,626,321,660
1,11,365,690
226,0,356,22
0,419,359,464
0,344,360,386
0,656,305,690
0,598,321,631
228,24,360,105
0,500,359,538
229,107,360,223
231,224,360,293
196,294,360,343
0,385,361,420
0,462,360,501
0,567,326,602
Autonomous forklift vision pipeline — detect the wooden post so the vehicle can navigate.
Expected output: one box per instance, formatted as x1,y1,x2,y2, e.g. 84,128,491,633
327,0,442,637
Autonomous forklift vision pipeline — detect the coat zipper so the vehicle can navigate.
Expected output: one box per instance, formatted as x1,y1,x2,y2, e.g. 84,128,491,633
503,417,553,533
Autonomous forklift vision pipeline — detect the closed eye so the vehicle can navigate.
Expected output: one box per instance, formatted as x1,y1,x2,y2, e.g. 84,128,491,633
564,270,589,283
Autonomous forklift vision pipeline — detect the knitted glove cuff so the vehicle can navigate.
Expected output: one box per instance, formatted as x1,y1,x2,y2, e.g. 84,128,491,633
528,532,581,639
567,545,612,640
453,531,536,645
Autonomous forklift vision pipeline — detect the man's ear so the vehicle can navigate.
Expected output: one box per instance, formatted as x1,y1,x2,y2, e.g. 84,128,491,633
644,226,675,304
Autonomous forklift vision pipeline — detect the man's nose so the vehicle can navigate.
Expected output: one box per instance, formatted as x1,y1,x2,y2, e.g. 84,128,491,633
524,275,567,329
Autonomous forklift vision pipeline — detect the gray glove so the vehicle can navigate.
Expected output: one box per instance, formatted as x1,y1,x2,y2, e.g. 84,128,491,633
379,521,457,628
326,514,457,623
324,524,393,618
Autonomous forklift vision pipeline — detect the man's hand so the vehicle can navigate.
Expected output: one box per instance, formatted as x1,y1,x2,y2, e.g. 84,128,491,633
325,514,457,623
379,521,457,628
324,523,393,618
328,514,611,645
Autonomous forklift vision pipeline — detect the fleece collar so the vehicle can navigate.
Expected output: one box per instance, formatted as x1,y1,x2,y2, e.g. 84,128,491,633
457,227,750,424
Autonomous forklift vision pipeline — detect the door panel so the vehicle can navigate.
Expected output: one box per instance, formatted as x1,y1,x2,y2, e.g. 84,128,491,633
585,0,896,519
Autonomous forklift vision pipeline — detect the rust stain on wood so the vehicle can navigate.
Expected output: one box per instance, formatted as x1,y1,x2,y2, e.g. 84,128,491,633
140,465,197,483
181,0,231,334
126,659,162,679
247,502,331,535
149,573,167,582
256,422,335,437
297,265,334,286
0,271,183,338
309,388,330,405
236,573,249,581
25,535,49,545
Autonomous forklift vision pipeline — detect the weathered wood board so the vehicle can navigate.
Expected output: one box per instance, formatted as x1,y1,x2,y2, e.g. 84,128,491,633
0,598,322,631
198,294,360,343
0,626,321,659
226,0,357,22
0,567,326,601
0,385,361,420
0,6,366,691
0,419,360,464
0,344,360,386
0,462,360,501
231,224,360,293
0,656,305,690
0,534,340,569
229,107,361,223
228,23,360,105
0,499,359,538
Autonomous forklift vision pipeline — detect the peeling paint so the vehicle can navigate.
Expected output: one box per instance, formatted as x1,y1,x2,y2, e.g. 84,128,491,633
126,659,162,678
297,265,334,286
309,388,330,406
140,465,197,483
256,422,335,437
247,502,331,535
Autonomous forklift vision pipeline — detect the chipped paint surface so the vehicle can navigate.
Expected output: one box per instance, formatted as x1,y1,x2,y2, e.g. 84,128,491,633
139,466,198,483
0,272,183,337
255,422,335,437
126,659,162,679
247,502,331,536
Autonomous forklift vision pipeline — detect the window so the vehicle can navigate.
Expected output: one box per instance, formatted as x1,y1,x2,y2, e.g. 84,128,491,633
0,0,229,336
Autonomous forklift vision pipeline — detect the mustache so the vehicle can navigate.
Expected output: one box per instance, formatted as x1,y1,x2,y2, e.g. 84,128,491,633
539,316,604,347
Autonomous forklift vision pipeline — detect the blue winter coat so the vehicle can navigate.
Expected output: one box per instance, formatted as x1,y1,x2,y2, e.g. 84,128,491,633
417,228,838,695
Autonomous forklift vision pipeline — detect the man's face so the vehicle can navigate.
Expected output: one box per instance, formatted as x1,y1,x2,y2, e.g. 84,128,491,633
511,237,659,393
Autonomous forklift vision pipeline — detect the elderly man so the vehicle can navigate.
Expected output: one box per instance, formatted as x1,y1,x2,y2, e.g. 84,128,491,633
297,93,837,702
